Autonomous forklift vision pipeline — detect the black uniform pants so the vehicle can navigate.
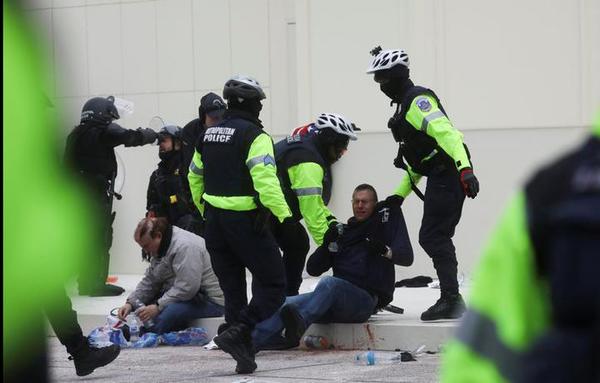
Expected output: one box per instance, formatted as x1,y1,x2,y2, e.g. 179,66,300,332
271,217,310,296
79,199,113,292
419,168,465,296
45,286,86,355
204,206,286,329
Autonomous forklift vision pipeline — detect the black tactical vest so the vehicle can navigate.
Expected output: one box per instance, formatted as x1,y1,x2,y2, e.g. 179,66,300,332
65,123,117,178
198,111,263,197
149,154,194,222
395,86,456,176
274,135,332,220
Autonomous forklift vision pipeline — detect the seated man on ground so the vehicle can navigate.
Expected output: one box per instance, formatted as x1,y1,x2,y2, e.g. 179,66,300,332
251,183,413,350
117,217,225,334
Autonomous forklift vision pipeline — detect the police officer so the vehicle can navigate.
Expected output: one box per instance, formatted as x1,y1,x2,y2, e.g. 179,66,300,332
188,75,292,374
442,117,600,382
181,92,227,172
146,125,203,235
366,46,480,321
273,113,360,296
65,96,158,296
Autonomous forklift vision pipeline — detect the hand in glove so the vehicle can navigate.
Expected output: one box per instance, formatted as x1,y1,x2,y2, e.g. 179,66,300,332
384,194,404,207
138,127,158,145
459,168,480,198
366,237,391,259
323,221,342,247
278,216,298,245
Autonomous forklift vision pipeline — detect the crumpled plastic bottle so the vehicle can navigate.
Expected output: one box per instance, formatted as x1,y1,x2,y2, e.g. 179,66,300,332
160,327,209,346
87,327,113,348
132,332,159,348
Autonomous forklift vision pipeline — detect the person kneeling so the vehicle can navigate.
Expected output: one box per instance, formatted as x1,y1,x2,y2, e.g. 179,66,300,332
252,184,413,350
118,217,225,334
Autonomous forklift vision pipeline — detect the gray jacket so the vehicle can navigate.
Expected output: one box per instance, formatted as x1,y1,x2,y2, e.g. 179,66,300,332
127,226,224,310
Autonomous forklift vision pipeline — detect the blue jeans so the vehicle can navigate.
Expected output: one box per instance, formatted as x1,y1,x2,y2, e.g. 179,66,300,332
148,297,224,335
252,276,377,350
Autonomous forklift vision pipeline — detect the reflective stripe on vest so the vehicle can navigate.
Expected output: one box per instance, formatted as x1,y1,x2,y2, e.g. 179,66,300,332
189,161,203,176
246,154,276,170
203,194,257,211
294,187,322,197
420,110,446,133
456,309,521,382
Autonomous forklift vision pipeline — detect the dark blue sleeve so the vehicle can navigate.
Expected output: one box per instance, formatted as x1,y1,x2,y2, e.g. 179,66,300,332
306,246,333,276
383,204,413,266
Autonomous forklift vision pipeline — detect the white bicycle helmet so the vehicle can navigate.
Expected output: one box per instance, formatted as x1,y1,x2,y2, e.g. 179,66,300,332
223,74,266,100
315,113,360,141
366,47,409,74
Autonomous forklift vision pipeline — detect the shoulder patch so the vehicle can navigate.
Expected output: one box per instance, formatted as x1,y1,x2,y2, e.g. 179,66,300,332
263,154,276,167
416,97,432,113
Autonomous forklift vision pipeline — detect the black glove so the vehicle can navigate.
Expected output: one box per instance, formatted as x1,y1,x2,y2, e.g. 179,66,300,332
138,127,158,145
459,168,479,198
366,237,390,258
384,194,404,207
323,222,341,247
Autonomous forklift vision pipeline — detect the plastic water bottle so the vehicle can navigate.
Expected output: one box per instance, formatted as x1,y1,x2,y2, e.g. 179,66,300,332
355,351,416,365
302,335,330,349
128,316,140,342
132,298,155,329
327,223,345,252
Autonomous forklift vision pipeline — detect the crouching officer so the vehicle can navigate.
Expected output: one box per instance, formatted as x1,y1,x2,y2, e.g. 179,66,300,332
273,113,360,295
188,75,292,374
146,125,203,235
65,96,158,296
442,116,600,383
366,46,480,321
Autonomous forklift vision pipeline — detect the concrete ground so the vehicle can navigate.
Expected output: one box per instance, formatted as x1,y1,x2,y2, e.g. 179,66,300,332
48,336,442,382
48,274,462,382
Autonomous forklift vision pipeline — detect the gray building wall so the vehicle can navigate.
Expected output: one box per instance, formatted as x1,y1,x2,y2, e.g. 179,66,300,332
24,0,600,280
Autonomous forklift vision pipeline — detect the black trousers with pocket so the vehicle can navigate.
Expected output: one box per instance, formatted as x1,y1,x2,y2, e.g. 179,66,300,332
204,206,286,329
418,168,465,296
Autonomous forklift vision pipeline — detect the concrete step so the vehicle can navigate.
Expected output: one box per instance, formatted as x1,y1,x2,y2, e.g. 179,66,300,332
60,274,465,352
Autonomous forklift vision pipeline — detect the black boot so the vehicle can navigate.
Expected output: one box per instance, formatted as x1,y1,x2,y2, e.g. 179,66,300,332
420,293,466,321
280,305,306,348
213,323,257,374
69,339,120,376
217,322,230,335
88,284,125,297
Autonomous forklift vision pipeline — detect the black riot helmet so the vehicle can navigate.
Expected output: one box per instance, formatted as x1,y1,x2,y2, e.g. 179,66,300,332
80,95,120,125
158,124,183,143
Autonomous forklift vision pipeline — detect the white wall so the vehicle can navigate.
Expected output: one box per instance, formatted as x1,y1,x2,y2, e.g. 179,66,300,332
24,0,600,279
